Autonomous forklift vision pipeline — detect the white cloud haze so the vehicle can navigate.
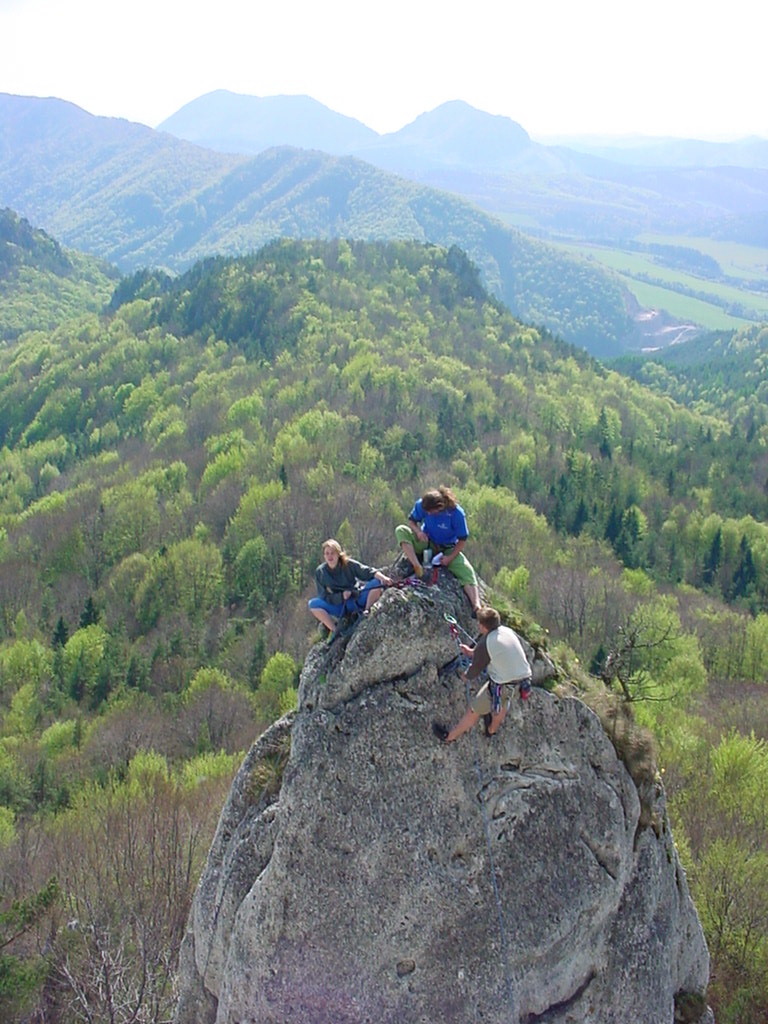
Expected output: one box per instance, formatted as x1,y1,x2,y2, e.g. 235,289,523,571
2,0,765,140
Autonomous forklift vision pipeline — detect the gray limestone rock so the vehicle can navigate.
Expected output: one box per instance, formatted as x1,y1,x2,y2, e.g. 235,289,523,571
175,573,711,1024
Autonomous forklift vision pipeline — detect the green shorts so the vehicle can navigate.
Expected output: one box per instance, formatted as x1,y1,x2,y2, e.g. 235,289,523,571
395,524,477,587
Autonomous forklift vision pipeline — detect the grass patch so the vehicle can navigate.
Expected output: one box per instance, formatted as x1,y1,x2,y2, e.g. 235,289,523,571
637,233,768,282
555,240,762,330
622,279,751,330
247,731,292,802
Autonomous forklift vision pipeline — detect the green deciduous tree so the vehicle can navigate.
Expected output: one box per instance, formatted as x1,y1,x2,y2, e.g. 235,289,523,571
672,733,768,1021
0,877,59,1023
62,625,108,705
0,638,52,705
253,653,298,724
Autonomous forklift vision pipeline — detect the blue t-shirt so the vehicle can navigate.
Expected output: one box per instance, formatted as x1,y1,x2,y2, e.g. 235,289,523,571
409,499,469,547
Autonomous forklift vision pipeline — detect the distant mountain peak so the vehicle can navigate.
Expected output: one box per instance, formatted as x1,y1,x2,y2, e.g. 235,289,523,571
382,99,531,161
400,98,529,137
157,92,378,155
156,91,533,170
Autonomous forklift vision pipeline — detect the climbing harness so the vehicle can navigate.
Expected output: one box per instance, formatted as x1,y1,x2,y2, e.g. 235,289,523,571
323,575,396,648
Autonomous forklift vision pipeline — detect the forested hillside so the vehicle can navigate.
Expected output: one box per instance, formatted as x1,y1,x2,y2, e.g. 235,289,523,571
159,93,768,241
155,92,768,343
1,238,767,1021
0,208,117,340
0,95,635,355
611,322,768,423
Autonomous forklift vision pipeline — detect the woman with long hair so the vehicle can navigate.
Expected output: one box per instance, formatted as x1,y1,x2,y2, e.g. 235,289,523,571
308,538,392,634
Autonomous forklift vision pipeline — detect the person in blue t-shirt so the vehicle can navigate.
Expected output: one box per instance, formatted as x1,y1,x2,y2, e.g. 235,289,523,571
395,485,481,615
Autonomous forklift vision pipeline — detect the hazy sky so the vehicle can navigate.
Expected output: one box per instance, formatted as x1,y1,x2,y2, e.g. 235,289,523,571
1,0,764,140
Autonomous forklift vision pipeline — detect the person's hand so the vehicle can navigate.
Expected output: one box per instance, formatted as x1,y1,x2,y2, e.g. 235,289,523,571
459,643,473,655
343,590,352,599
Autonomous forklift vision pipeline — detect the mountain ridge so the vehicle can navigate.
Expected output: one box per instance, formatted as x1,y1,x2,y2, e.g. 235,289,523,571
157,90,768,170
0,93,637,356
0,206,117,340
158,89,379,155
4,90,767,357
154,91,768,296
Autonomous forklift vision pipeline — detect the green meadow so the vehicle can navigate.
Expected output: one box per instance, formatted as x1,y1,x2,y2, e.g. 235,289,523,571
555,238,768,331
638,234,768,282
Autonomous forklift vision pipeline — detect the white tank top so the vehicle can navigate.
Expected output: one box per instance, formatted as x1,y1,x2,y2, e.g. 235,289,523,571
485,626,530,683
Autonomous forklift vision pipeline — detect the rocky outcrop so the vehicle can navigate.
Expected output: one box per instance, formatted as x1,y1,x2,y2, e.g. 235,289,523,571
174,571,712,1024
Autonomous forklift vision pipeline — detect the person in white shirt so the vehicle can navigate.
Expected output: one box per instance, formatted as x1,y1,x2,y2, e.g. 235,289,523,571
433,606,531,743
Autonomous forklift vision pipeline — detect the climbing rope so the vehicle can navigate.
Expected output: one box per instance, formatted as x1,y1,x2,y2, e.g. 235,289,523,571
444,611,519,1017
469,712,518,1018
439,612,473,676
443,611,476,646
389,574,438,606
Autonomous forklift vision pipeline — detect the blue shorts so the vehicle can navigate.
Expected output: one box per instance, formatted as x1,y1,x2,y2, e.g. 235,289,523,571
308,579,382,618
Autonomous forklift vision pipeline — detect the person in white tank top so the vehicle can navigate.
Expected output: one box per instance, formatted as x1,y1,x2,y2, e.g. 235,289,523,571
484,624,531,685
433,606,531,743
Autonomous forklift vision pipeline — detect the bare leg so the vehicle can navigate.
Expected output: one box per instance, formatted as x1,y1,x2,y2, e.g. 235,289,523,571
486,706,508,735
400,540,423,576
310,607,336,632
464,583,481,613
365,585,384,611
445,708,480,743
